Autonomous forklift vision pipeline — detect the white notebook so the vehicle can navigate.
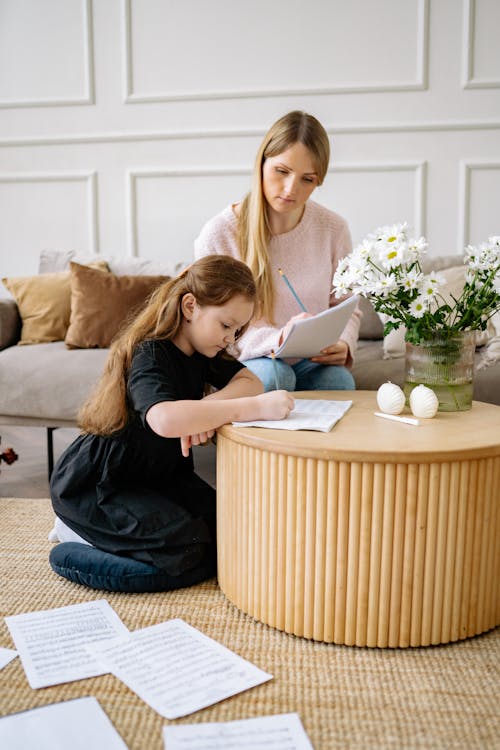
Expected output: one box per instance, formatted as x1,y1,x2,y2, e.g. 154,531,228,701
233,398,353,433
275,294,358,359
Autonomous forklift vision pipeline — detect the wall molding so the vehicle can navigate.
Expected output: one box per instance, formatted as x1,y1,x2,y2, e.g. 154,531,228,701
458,160,500,250
127,161,426,256
462,0,500,89
126,167,250,257
0,119,498,149
330,161,427,236
0,170,99,253
122,0,429,103
0,0,95,109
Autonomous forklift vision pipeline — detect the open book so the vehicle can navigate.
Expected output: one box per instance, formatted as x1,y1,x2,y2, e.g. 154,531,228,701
275,295,358,359
233,398,352,433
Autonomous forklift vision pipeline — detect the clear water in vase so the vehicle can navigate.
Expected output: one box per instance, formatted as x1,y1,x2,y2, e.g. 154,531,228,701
404,331,475,412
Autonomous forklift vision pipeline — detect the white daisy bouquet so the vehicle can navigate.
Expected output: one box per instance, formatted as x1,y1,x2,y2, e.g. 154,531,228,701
332,223,500,345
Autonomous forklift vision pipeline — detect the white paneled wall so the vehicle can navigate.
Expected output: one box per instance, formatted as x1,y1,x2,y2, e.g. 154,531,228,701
0,0,499,282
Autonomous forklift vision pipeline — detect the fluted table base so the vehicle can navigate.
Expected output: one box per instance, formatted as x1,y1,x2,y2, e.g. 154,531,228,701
216,395,500,647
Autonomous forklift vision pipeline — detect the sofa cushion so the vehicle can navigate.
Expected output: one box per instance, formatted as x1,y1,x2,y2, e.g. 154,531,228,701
39,248,187,277
0,342,109,421
0,298,21,349
2,261,108,345
351,339,405,390
65,262,169,349
357,296,384,340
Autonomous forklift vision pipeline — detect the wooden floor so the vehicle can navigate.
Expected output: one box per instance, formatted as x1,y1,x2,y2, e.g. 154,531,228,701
0,426,217,498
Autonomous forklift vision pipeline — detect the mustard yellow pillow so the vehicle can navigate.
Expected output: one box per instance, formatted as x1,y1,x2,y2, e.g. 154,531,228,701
64,262,169,349
2,260,109,345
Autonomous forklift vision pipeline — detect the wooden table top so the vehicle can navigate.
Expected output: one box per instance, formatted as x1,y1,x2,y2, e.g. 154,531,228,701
218,390,500,463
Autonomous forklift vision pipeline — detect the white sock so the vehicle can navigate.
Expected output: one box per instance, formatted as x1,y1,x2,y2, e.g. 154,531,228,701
50,516,93,546
48,524,59,543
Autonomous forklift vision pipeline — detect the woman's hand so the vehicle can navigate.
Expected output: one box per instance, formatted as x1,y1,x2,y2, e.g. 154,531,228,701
180,429,215,458
310,339,349,365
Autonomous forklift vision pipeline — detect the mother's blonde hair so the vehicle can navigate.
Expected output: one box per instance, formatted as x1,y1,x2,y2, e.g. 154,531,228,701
78,255,256,436
238,111,330,322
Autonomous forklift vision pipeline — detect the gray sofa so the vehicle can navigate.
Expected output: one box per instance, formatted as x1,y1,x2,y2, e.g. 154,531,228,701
1,251,499,475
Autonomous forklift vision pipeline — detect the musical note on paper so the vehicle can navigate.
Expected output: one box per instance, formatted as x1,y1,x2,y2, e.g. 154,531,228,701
89,618,272,719
162,712,314,749
5,600,129,688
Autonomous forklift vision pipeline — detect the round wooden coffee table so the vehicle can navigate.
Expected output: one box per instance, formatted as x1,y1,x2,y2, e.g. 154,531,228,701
216,391,500,647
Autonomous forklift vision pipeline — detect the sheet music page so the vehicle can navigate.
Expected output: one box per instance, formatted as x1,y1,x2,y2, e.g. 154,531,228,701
0,697,128,750
89,618,272,719
233,399,352,432
162,712,314,749
0,646,17,670
5,600,129,689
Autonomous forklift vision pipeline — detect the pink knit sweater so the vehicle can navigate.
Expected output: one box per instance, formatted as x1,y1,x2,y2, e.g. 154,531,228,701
194,200,361,365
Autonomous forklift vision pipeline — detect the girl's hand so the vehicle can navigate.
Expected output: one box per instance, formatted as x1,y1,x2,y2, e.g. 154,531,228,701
255,390,295,420
310,339,349,366
180,429,215,458
279,312,312,346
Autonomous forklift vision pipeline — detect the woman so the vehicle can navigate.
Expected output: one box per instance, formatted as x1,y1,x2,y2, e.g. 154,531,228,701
194,110,361,392
49,256,293,593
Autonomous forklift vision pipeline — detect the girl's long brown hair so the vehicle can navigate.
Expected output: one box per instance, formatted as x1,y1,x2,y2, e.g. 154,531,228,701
78,255,256,436
238,111,330,323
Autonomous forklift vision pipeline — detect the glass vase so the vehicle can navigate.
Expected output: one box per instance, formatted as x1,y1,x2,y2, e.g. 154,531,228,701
403,331,476,412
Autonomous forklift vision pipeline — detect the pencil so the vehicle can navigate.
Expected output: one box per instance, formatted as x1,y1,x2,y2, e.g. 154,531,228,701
270,350,280,391
278,267,307,312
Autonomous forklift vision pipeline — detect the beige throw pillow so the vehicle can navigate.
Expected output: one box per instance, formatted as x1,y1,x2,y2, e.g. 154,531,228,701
2,261,108,345
64,262,169,349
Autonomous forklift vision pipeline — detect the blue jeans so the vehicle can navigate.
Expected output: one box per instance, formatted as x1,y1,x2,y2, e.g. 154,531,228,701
243,357,355,392
49,542,216,593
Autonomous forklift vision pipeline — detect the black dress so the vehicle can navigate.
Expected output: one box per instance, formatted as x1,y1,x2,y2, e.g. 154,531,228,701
50,339,244,574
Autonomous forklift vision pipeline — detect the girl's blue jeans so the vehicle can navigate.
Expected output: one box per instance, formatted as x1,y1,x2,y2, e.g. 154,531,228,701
49,541,216,593
243,356,355,392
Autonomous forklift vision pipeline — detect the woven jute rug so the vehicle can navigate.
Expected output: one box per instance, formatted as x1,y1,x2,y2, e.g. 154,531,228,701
0,498,498,750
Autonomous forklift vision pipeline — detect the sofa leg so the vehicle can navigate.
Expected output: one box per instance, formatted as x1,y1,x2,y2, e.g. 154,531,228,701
47,427,56,481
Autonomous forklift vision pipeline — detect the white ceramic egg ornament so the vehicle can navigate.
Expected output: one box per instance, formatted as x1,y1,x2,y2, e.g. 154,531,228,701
409,384,439,418
376,382,406,415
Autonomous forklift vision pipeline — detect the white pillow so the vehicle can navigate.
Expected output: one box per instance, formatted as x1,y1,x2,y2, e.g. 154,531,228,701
39,248,187,277
380,322,406,359
478,310,500,368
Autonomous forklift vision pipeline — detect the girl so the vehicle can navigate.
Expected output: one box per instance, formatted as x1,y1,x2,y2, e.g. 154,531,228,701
49,255,293,593
195,110,361,392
